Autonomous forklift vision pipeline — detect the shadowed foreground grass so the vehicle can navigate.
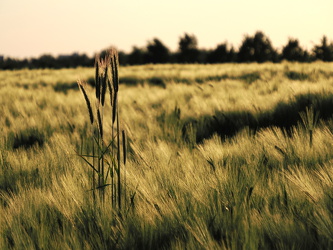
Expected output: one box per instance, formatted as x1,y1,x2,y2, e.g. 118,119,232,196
1,62,333,249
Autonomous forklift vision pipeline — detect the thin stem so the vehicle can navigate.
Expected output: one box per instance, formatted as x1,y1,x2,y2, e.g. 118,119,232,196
112,114,115,208
117,108,121,210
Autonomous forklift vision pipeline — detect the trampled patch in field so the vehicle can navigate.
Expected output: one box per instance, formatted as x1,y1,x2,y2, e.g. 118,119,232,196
53,82,79,94
179,92,333,143
7,127,46,149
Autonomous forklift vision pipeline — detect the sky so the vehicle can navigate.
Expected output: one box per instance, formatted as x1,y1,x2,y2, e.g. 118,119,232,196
1,0,333,59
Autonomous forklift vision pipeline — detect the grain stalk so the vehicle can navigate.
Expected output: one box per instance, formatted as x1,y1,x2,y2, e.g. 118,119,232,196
77,48,127,210
299,106,319,148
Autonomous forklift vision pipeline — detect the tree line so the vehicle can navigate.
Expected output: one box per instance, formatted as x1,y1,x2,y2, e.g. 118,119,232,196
1,31,333,69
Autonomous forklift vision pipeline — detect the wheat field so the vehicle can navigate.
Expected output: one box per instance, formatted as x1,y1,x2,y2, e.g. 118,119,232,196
1,62,333,249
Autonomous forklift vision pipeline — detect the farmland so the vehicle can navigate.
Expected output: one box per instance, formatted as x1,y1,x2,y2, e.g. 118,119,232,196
1,62,333,249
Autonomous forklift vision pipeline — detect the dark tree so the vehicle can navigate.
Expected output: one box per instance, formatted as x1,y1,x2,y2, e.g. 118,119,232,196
146,38,170,64
228,46,237,62
118,51,128,65
56,53,92,68
282,38,309,62
197,49,209,63
127,46,146,65
313,36,333,61
31,54,57,68
177,33,200,63
207,43,235,63
1,57,19,69
238,31,277,62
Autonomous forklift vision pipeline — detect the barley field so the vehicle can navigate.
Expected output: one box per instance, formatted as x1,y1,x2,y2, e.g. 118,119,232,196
1,61,333,249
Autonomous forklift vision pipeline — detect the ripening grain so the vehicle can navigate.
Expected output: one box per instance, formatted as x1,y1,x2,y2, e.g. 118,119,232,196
1,62,333,249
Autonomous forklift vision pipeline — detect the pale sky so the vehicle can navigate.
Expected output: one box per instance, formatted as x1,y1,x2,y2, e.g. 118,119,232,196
1,0,332,59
